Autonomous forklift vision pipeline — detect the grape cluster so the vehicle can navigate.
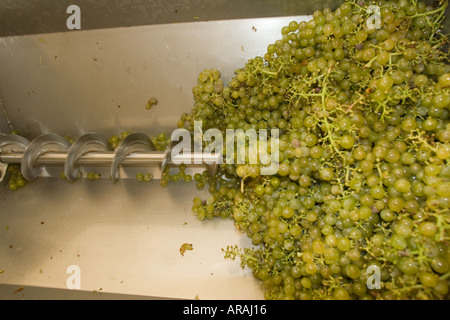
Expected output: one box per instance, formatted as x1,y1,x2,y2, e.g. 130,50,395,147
136,172,153,182
150,132,171,151
3,0,448,301
188,0,450,299
160,163,194,187
87,172,101,180
6,164,26,191
108,131,130,150
109,131,170,151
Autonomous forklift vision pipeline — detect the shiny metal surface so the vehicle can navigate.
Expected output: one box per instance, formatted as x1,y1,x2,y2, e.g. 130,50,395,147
20,133,71,181
64,132,111,181
0,15,310,139
0,14,307,299
0,0,337,37
0,178,264,299
0,131,222,180
1,151,166,165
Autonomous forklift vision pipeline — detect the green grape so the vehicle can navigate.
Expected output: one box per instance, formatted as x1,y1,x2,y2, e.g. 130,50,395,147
8,182,18,191
419,272,439,288
419,221,438,236
169,0,450,301
6,164,27,191
390,234,407,250
398,257,419,275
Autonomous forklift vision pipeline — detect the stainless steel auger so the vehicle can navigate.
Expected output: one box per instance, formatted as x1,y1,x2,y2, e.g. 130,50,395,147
0,132,221,182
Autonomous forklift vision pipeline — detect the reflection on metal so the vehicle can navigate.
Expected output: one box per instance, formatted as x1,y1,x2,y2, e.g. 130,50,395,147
21,133,71,181
65,132,111,182
0,0,338,37
0,132,221,181
0,15,314,140
111,132,155,183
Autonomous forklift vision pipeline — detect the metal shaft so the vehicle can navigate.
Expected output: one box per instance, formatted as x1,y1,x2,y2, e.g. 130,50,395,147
0,132,221,182
0,151,218,165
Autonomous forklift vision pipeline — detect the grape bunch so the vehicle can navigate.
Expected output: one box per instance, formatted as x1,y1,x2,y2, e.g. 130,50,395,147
108,131,171,151
3,0,448,301
6,164,26,191
186,0,450,299
160,163,194,187
150,132,171,151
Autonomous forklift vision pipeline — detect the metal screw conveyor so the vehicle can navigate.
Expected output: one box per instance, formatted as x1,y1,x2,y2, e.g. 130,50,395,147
0,131,221,183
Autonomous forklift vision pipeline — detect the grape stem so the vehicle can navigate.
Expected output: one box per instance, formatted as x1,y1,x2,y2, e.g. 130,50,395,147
240,174,249,193
440,271,450,280
344,92,365,113
411,1,448,20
